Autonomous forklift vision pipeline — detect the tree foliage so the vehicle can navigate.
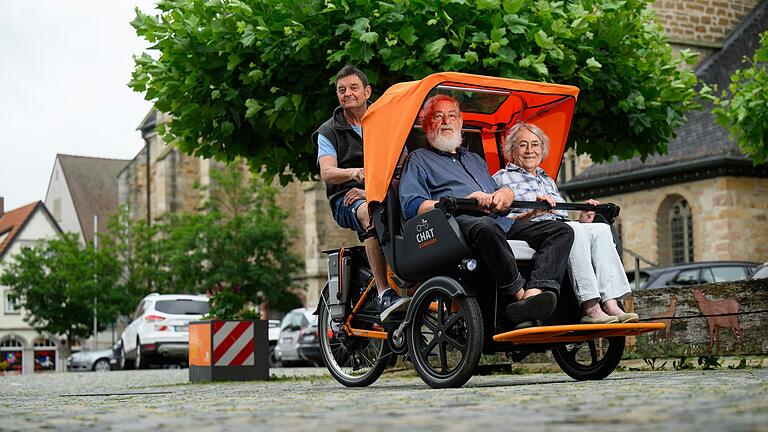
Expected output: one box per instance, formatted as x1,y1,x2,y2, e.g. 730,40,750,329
130,0,701,180
104,164,303,319
713,31,768,164
0,233,123,344
170,165,304,318
102,207,186,315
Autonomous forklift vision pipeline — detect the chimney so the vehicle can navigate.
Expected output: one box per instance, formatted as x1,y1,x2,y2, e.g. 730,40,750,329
0,196,4,218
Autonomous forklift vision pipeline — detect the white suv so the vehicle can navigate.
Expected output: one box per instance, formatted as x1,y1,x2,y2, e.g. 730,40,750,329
120,293,210,369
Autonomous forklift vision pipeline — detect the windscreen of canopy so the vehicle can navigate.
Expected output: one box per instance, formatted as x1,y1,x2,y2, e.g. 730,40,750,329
362,72,579,205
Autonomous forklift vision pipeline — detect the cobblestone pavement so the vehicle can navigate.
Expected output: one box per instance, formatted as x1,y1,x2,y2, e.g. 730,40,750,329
1,367,766,432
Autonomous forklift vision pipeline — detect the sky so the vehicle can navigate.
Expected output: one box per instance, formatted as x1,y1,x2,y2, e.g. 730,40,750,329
0,1,158,210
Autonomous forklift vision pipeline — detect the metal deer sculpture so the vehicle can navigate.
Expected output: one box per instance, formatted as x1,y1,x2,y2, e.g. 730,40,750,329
691,288,744,354
649,295,677,348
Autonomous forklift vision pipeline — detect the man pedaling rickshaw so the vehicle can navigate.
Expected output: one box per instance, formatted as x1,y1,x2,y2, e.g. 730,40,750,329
313,66,409,321
398,94,574,327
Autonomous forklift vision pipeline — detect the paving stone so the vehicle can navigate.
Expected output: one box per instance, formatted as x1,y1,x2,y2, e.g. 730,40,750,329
1,368,766,431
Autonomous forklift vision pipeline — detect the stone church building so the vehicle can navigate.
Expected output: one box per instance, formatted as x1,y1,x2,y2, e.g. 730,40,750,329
561,0,768,269
119,0,767,311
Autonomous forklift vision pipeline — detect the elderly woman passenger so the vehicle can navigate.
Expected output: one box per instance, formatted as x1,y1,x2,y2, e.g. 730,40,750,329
493,122,639,324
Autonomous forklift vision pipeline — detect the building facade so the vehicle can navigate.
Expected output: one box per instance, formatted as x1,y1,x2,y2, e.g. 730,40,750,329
0,200,65,374
561,1,768,269
44,154,129,245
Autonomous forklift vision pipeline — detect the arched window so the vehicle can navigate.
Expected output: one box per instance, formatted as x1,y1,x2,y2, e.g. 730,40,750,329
657,195,694,265
33,337,57,372
670,199,693,264
1,337,25,373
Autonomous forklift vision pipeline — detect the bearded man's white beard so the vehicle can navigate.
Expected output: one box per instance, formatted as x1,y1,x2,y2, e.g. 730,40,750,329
429,129,462,153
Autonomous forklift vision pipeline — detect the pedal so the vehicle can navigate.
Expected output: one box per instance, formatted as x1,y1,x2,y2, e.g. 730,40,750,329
381,311,406,332
380,298,410,322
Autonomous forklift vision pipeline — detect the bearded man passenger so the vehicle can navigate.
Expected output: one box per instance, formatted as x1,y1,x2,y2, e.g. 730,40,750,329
397,94,574,325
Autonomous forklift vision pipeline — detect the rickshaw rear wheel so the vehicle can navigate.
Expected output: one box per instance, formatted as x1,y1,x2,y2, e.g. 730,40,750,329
318,270,391,387
552,336,625,381
407,286,483,389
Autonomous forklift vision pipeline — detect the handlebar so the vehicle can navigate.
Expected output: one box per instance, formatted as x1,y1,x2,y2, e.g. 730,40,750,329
435,197,620,224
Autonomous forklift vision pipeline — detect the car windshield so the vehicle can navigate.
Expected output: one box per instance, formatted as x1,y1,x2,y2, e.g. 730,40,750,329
626,272,650,290
155,299,210,315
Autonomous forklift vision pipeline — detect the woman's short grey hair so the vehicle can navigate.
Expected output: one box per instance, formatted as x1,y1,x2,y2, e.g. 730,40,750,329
504,122,550,162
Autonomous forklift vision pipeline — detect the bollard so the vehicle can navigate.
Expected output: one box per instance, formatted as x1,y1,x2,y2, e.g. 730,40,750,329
189,320,269,382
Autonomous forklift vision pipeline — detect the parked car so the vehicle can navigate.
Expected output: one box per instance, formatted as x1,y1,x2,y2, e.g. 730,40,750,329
627,261,759,290
749,262,768,280
119,293,210,369
274,308,322,367
268,319,280,366
67,340,123,372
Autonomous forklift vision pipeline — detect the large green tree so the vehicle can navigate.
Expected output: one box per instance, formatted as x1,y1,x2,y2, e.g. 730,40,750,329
103,164,303,318
0,233,123,350
165,165,304,317
713,31,768,164
129,0,700,181
102,207,187,315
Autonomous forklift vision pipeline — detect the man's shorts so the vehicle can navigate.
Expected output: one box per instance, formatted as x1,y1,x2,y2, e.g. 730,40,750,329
332,196,366,234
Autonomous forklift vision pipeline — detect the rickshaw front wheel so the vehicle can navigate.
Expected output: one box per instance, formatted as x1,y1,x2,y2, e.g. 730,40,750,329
552,336,625,381
407,286,483,389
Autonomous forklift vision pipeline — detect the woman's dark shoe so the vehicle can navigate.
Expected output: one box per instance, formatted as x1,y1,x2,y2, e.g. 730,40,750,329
505,291,557,323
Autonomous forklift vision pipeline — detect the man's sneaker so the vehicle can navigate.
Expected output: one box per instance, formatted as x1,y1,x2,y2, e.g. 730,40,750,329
376,288,409,322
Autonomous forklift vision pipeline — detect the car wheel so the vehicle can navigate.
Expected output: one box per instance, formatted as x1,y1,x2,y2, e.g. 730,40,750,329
268,345,277,367
119,340,134,370
93,358,111,372
136,338,150,369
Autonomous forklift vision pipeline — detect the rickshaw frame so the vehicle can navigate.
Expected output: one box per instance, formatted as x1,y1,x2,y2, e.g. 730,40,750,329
317,72,663,389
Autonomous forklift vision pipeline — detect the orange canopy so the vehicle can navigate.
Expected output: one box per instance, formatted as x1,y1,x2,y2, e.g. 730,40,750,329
362,72,579,205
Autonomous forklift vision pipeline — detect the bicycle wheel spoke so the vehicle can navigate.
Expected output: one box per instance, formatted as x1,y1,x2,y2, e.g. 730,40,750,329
437,296,446,326
443,310,464,330
444,334,465,352
439,341,448,372
422,334,438,358
588,341,598,364
566,344,580,361
423,312,438,332
358,346,376,367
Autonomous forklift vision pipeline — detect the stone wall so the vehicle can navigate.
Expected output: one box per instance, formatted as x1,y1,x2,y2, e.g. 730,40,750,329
298,181,360,310
652,0,759,45
590,176,768,268
630,278,768,356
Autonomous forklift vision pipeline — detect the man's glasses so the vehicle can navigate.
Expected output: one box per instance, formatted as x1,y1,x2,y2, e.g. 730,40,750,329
431,111,460,123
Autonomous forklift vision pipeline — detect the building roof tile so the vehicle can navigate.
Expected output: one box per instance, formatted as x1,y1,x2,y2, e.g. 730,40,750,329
0,202,41,259
56,154,129,243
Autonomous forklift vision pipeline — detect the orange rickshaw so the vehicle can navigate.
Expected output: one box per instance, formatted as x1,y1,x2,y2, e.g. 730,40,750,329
316,72,663,388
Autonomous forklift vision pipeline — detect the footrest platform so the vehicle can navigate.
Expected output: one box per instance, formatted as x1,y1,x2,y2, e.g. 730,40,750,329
492,322,665,345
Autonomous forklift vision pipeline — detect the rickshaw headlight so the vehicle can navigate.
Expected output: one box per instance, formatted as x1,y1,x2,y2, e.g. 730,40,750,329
459,259,478,272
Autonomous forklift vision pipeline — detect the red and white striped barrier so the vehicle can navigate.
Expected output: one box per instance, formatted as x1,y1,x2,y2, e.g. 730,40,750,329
213,321,255,366
189,320,268,382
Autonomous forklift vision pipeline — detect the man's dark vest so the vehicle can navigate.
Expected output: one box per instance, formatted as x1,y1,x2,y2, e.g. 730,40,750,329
312,106,365,208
